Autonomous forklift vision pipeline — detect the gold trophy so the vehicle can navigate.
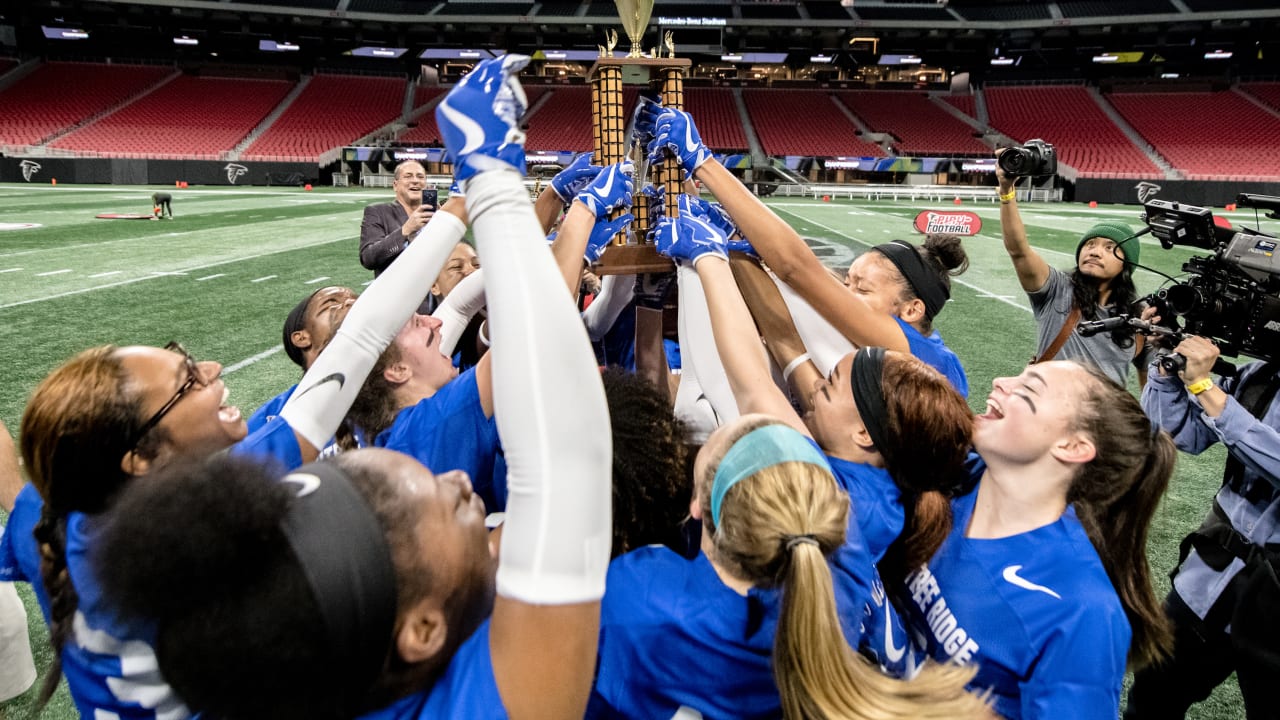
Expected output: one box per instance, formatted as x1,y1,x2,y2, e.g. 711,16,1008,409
588,0,691,274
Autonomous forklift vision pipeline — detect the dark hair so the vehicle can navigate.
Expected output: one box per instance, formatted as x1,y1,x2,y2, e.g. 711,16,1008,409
890,235,969,334
346,343,405,442
876,352,974,590
601,367,692,557
1069,266,1140,348
92,453,436,719
20,346,165,706
1067,364,1175,669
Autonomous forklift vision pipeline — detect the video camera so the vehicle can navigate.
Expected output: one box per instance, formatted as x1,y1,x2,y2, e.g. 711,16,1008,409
1078,193,1280,372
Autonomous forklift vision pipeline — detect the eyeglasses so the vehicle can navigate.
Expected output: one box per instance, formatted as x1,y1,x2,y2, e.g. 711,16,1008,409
127,341,205,451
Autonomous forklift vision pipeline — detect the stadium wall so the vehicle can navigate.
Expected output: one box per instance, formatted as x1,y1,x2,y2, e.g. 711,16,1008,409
0,157,316,186
1073,178,1280,206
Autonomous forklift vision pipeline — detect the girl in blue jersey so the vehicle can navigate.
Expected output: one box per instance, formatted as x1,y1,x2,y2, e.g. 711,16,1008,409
2,164,480,718
641,103,971,397
902,361,1175,719
87,54,613,720
655,197,973,568
590,414,992,720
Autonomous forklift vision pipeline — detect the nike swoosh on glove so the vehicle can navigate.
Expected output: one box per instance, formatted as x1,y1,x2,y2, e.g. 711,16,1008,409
654,206,727,266
436,54,530,182
645,108,712,179
550,152,603,203
584,213,634,263
575,160,634,218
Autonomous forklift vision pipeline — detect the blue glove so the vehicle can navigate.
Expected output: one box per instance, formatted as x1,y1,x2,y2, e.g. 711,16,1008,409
646,108,712,179
631,94,661,147
436,55,530,182
550,152,603,203
448,179,463,199
688,197,755,256
575,160,634,218
654,214,728,266
585,213,634,263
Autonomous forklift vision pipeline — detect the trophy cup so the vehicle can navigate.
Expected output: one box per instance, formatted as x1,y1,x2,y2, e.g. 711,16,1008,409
588,0,691,274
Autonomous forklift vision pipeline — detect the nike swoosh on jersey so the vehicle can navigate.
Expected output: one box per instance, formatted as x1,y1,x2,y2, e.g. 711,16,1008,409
293,372,346,400
1001,565,1062,599
884,614,906,663
281,472,321,497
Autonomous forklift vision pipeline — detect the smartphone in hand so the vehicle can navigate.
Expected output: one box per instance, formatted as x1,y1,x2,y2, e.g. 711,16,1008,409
421,187,439,211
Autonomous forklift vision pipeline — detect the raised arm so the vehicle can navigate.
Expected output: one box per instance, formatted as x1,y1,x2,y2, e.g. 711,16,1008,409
549,160,634,296
995,151,1051,293
277,196,469,462
438,54,611,720
644,106,909,354
655,197,807,434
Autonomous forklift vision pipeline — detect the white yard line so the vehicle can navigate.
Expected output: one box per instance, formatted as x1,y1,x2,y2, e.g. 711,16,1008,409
304,276,331,284
88,271,123,278
223,346,282,375
196,273,227,281
251,275,277,283
0,237,347,310
35,269,72,276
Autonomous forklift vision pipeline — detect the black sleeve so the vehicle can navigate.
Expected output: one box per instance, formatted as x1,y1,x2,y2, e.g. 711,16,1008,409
359,204,407,274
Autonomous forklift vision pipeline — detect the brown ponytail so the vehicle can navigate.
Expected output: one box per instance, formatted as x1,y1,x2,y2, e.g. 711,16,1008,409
1067,364,1175,668
703,418,993,720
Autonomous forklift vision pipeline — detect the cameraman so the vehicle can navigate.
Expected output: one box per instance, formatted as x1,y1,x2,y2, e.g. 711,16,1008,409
996,152,1150,385
1126,336,1280,717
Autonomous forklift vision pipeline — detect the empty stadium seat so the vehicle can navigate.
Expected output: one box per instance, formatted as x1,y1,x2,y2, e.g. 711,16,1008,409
837,91,987,156
0,62,172,148
1241,83,1280,114
523,87,639,153
984,86,1161,178
1107,90,1280,181
744,89,884,157
49,76,294,159
242,74,405,161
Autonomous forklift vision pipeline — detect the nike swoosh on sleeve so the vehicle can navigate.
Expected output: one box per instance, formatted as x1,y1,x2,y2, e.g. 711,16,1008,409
1001,565,1062,599
292,372,346,400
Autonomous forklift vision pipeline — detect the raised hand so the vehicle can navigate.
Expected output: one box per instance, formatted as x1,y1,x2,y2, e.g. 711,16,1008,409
435,54,530,181
654,196,728,266
585,213,634,263
575,160,635,218
550,152,603,203
646,108,712,179
631,94,661,148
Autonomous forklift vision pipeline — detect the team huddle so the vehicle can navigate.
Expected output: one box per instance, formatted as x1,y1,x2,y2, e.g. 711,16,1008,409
1,54,1276,720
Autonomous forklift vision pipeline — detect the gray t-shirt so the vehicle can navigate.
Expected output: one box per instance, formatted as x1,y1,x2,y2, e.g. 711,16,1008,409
1029,267,1149,386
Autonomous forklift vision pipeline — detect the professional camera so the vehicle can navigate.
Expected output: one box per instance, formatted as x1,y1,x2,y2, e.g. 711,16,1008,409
997,139,1057,178
1089,194,1280,369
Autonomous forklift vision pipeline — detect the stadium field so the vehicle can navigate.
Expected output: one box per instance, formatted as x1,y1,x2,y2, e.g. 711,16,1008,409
0,183,1250,719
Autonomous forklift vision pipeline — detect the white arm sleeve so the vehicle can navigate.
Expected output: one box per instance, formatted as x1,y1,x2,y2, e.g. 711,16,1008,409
466,170,612,605
772,273,855,377
432,269,486,355
279,211,468,450
677,264,740,425
581,273,634,342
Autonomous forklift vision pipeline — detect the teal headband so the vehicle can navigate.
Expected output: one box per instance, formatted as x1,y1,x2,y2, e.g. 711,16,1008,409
710,424,833,526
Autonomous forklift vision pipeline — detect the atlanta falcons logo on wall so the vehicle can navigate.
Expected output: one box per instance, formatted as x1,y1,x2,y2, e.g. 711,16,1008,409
223,163,249,184
1134,181,1162,204
19,160,42,182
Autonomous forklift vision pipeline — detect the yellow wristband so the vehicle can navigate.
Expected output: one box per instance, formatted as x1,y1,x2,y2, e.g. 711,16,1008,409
999,190,1016,202
1186,377,1215,395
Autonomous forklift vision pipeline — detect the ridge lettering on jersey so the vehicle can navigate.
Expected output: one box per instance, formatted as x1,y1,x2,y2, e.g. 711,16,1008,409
905,566,979,664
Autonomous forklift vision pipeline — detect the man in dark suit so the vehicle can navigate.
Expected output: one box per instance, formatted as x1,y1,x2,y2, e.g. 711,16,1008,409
359,160,435,276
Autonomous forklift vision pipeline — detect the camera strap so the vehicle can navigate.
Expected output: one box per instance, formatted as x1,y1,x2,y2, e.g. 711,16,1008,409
1032,306,1080,364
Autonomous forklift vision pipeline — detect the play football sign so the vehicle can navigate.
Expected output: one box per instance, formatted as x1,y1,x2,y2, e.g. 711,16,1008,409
913,210,982,236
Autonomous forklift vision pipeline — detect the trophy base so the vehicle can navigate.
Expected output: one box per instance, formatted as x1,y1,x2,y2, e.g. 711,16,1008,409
587,56,692,76
591,244,675,275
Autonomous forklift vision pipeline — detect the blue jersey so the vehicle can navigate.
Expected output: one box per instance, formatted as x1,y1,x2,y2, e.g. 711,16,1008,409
897,317,968,398
0,416,311,720
357,621,503,720
589,536,890,720
826,456,901,562
245,384,296,435
374,367,505,511
902,487,1130,720
0,485,189,720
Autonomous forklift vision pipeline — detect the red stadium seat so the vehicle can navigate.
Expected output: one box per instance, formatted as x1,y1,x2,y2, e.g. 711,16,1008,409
0,62,172,148
242,74,406,161
744,89,884,157
837,91,987,156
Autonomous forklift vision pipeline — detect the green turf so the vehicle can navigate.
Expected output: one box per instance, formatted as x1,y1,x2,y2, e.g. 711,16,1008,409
0,185,1253,718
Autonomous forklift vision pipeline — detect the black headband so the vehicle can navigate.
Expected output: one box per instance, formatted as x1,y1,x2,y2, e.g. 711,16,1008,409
279,461,397,699
872,241,949,320
282,289,323,369
851,347,895,473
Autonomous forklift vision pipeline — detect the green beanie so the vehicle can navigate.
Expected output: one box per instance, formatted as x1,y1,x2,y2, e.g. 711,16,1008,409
1077,221,1140,268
